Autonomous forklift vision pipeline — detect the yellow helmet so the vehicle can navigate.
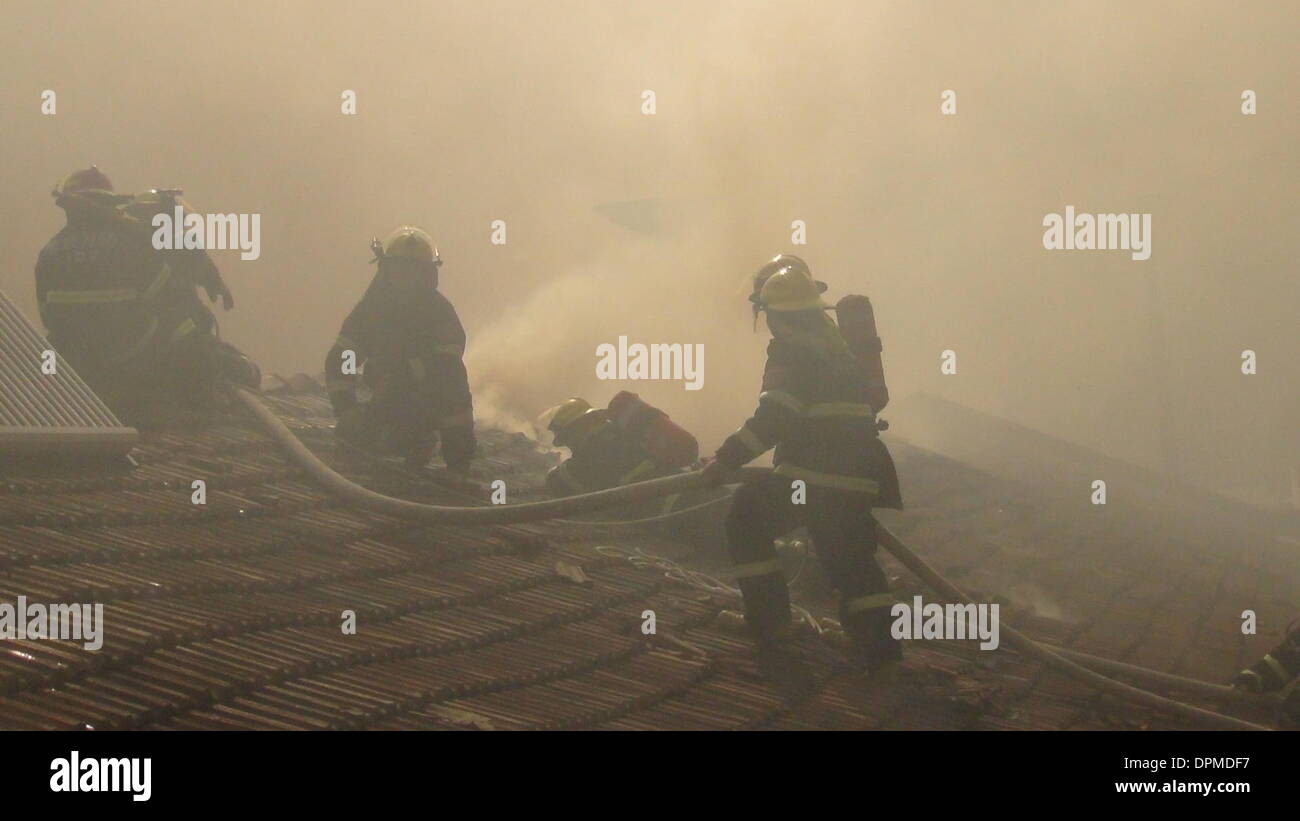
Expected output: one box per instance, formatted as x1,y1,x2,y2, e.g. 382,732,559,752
757,266,829,312
382,226,438,262
547,397,607,447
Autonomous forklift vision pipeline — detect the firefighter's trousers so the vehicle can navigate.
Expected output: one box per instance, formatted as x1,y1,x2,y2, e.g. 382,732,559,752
724,475,899,662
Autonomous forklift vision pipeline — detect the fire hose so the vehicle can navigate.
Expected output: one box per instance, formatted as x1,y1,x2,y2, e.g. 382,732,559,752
233,385,1273,730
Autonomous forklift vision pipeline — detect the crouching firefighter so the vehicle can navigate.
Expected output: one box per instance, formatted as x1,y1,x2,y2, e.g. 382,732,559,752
544,393,726,544
35,167,259,418
701,256,902,671
325,227,476,473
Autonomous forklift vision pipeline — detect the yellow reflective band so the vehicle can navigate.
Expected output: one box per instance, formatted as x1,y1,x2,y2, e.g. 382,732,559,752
432,342,465,357
759,389,805,415
168,318,198,345
773,464,880,494
1263,654,1291,683
660,493,681,515
844,592,894,613
734,425,767,456
44,288,139,305
441,410,473,428
619,459,658,485
731,557,784,580
807,402,874,418
105,317,159,364
140,263,172,299
408,358,427,381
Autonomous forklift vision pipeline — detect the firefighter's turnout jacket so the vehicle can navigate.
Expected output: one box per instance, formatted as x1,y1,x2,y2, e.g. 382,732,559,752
34,204,255,403
714,335,901,506
325,273,475,469
546,421,666,496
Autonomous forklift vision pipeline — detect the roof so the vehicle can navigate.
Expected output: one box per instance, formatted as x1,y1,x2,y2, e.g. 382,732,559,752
0,290,137,457
0,386,1290,730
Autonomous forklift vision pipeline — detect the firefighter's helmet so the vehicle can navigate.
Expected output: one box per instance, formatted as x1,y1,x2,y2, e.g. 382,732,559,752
382,226,439,263
547,397,607,447
54,165,115,197
750,254,826,303
757,266,829,312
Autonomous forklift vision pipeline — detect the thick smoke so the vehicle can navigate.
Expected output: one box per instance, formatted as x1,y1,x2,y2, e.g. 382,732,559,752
2,0,1296,503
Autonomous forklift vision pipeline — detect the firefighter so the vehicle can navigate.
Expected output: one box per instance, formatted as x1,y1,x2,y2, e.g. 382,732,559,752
545,394,727,547
701,258,903,671
325,226,475,473
545,393,697,494
34,167,259,416
1233,623,1300,695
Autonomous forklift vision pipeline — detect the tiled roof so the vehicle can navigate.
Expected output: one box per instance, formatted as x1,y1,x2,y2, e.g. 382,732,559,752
0,388,1286,730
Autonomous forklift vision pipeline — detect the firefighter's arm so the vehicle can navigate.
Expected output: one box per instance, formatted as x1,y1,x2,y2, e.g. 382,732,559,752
426,297,476,469
325,329,367,415
545,462,584,497
713,359,801,471
436,357,476,472
176,249,234,310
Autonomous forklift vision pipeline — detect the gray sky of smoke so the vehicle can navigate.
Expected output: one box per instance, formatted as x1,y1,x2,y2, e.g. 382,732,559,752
1,0,1296,499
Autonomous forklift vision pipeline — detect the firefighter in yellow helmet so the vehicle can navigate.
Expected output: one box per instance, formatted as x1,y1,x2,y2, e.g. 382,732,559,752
34,168,259,418
325,226,476,472
544,394,732,549
544,394,698,496
701,257,902,671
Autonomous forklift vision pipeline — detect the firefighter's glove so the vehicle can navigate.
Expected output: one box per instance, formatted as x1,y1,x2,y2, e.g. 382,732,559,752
699,457,731,487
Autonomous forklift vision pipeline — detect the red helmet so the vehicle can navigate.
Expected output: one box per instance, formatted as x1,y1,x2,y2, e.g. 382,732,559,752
53,165,114,197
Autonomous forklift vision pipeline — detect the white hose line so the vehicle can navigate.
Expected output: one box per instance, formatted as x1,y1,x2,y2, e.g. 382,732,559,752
234,385,762,524
875,525,1270,731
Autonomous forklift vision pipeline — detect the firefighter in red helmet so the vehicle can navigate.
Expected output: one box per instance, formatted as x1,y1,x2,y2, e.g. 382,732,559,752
34,167,259,419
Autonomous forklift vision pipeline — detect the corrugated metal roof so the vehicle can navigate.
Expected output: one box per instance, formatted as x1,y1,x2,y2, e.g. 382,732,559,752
0,290,136,455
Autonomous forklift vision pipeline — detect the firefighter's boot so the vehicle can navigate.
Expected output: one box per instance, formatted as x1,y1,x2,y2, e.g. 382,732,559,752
736,570,793,647
1234,625,1300,693
840,593,901,673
